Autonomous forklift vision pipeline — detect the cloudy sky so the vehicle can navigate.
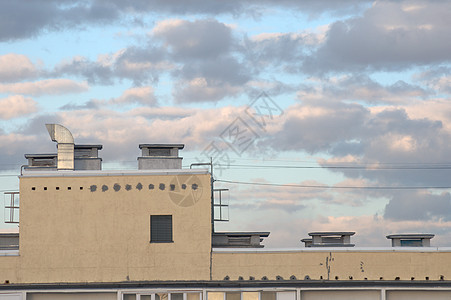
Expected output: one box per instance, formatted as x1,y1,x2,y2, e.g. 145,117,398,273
1,0,451,247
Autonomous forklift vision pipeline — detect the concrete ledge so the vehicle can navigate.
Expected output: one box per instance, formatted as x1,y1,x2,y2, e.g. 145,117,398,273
21,169,210,177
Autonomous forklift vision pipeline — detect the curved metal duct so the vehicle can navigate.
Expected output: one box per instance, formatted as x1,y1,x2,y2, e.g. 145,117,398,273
45,124,74,170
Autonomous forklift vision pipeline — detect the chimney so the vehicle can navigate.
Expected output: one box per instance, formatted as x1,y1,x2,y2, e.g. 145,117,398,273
138,144,184,170
45,124,74,170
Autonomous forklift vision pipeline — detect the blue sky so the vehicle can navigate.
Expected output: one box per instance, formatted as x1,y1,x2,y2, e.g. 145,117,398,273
1,0,451,247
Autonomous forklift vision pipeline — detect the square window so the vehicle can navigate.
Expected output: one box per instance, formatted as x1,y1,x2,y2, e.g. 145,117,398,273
172,293,183,300
151,215,173,243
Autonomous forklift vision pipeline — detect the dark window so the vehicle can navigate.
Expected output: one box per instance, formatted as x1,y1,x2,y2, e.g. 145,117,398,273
150,215,173,243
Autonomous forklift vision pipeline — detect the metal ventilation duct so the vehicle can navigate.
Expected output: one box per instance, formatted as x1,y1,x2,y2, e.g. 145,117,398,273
45,124,74,170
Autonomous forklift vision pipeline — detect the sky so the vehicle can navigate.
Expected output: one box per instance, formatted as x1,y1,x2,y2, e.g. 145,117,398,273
0,0,451,248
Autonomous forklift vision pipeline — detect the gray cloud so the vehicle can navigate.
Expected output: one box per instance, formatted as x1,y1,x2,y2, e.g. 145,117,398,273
60,100,100,111
384,191,451,221
242,33,308,73
54,57,115,85
303,1,451,74
0,114,61,172
265,101,368,153
154,19,233,60
298,75,430,104
0,1,119,42
0,0,372,41
152,19,252,102
53,46,169,85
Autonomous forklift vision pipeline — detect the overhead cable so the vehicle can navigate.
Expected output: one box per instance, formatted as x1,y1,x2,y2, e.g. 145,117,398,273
215,179,451,190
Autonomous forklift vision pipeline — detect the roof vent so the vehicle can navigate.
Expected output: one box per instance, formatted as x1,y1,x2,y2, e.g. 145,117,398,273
138,144,184,170
212,232,270,248
45,124,74,170
302,232,355,247
386,234,434,247
74,145,103,170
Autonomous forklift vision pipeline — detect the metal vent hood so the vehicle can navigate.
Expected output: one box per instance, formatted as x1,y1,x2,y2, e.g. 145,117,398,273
45,124,74,170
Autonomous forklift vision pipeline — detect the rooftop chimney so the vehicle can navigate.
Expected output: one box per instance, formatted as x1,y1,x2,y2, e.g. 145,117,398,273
138,144,184,170
45,124,74,170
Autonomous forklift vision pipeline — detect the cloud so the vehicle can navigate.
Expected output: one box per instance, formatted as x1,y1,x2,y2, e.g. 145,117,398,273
152,18,251,102
223,178,333,213
129,106,198,119
0,54,38,82
174,77,244,103
0,95,38,120
243,32,315,73
110,86,157,106
264,101,368,153
173,55,252,102
32,105,245,162
153,19,233,60
60,100,101,111
54,56,115,85
0,1,119,41
0,1,372,42
303,0,451,74
415,67,451,95
0,79,89,96
384,191,451,221
0,132,38,170
0,114,61,172
297,75,430,105
54,47,172,85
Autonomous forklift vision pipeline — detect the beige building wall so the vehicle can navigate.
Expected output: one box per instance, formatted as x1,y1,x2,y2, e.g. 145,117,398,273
0,171,211,284
212,250,451,281
4,170,451,286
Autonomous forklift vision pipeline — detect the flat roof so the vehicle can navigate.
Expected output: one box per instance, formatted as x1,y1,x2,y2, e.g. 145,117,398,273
386,234,435,239
213,232,270,237
308,232,355,236
21,168,209,178
139,144,184,149
212,247,451,253
75,144,103,149
24,153,56,158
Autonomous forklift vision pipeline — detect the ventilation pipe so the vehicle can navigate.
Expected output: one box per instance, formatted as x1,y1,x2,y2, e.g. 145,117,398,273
45,124,74,170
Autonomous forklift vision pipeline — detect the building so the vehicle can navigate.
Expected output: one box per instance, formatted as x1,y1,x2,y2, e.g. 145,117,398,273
1,124,451,300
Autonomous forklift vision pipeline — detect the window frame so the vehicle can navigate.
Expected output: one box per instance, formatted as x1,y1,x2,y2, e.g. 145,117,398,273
150,215,173,243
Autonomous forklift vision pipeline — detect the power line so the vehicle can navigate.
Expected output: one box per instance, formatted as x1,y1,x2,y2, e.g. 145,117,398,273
224,164,451,170
216,179,451,190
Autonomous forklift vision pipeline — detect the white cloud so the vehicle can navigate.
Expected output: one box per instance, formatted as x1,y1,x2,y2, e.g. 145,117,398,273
0,95,38,120
0,54,37,82
110,86,157,106
0,79,89,96
174,77,243,103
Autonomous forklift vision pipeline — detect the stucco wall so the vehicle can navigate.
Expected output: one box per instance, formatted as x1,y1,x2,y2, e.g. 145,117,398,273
0,171,211,284
212,250,451,281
